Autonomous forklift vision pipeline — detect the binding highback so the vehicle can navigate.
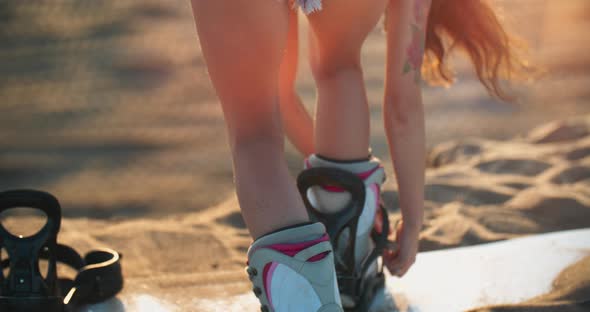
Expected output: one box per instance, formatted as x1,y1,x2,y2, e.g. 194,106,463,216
0,189,64,312
0,189,123,312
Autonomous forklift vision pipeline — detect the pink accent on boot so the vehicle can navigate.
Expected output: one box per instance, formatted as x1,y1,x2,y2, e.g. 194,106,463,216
268,233,330,261
260,234,331,307
321,166,382,192
263,262,279,307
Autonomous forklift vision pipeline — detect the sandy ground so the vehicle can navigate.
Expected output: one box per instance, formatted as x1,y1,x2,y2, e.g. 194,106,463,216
0,1,589,311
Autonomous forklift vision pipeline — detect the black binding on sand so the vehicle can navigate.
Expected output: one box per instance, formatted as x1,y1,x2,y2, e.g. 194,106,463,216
0,189,123,312
297,167,392,312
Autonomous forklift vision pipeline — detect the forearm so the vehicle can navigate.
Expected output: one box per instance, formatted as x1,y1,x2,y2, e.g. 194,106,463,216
381,0,430,231
279,92,315,156
383,91,425,231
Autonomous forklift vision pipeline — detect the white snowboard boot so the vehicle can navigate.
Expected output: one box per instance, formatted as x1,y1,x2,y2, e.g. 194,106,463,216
246,222,343,312
298,153,390,311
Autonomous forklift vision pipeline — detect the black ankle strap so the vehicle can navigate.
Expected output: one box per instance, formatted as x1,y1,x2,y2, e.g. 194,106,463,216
0,189,123,312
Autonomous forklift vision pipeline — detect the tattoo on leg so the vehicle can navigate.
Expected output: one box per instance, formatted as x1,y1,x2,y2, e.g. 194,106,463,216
402,0,431,84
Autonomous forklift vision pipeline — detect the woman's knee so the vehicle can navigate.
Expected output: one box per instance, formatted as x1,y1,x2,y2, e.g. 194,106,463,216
311,51,363,81
307,20,365,79
306,0,387,79
228,112,285,153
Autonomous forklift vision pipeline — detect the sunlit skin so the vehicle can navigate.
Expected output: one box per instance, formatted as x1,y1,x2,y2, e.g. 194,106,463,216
191,0,428,278
279,0,428,277
380,0,429,277
402,0,431,83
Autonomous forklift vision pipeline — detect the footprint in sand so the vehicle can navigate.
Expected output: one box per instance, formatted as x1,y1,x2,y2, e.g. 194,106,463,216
526,119,590,144
566,145,590,161
425,183,513,206
549,165,590,184
506,188,590,230
427,141,484,168
501,182,532,190
475,158,552,177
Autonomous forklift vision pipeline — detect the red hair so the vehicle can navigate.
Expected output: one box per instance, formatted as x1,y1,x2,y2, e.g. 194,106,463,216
422,0,532,101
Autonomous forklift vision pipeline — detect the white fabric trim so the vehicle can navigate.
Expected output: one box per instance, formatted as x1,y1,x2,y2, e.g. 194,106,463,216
271,264,322,311
284,0,323,15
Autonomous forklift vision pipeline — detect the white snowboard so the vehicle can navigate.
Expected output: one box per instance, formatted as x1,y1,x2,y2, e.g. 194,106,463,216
83,228,590,312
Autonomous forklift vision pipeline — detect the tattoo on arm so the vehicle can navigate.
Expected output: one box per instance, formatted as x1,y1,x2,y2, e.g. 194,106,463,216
402,0,431,84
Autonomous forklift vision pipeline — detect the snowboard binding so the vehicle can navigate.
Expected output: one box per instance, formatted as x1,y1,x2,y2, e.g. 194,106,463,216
297,167,394,311
0,189,123,312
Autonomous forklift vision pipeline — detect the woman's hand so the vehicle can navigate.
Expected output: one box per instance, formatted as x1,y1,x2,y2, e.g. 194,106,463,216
383,219,421,277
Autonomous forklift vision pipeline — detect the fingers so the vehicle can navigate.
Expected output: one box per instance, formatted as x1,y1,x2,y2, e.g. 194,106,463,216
396,255,416,277
384,248,416,277
374,208,384,233
383,221,417,277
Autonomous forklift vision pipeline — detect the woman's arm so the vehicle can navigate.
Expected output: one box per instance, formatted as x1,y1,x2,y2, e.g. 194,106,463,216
279,9,315,156
382,0,430,277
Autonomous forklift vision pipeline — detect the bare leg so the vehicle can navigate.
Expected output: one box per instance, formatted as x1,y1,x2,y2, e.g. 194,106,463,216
279,9,315,156
191,0,309,239
307,0,388,160
303,2,392,308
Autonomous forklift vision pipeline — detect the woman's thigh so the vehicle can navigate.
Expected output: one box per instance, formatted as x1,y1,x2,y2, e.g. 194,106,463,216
306,0,388,72
191,0,290,140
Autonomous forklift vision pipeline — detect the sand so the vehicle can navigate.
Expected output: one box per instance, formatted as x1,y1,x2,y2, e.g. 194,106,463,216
2,115,589,311
0,1,589,311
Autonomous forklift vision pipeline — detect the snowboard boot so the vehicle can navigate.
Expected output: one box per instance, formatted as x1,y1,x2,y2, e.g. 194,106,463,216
297,153,392,311
246,222,343,312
